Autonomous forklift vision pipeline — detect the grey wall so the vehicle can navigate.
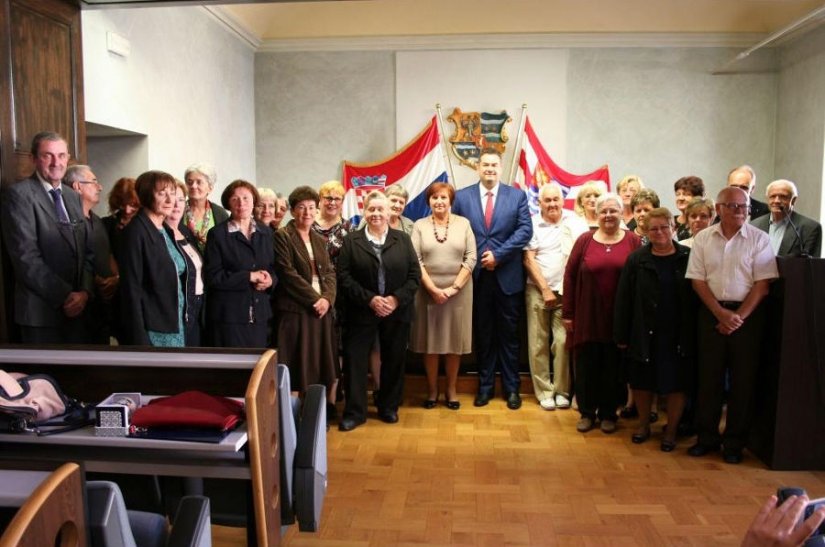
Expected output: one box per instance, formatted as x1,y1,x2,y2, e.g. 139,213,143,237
255,51,395,196
255,46,780,212
82,7,256,199
775,25,825,221
567,47,778,210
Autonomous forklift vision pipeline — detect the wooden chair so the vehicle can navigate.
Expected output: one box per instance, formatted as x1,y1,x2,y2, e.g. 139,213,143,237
245,348,280,547
0,462,87,547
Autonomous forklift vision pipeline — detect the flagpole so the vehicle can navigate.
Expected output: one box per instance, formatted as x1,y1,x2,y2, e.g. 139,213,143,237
435,104,458,186
507,103,528,185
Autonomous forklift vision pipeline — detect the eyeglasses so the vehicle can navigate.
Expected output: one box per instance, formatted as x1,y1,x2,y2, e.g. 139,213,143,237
719,203,750,212
323,196,342,203
78,180,100,186
647,226,672,233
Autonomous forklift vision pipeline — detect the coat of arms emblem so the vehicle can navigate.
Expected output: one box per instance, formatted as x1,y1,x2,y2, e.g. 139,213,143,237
447,108,511,169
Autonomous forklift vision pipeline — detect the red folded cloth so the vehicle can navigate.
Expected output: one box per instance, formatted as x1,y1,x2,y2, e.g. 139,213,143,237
130,391,244,431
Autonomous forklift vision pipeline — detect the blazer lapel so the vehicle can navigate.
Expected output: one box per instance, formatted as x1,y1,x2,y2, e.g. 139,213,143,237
32,180,60,224
780,212,798,255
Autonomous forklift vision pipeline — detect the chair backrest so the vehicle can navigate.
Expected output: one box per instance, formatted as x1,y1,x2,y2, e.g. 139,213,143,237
245,349,280,547
277,364,298,527
86,481,139,547
0,463,87,547
293,383,327,532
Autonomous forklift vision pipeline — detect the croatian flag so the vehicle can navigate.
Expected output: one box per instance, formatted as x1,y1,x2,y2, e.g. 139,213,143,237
517,117,610,215
342,116,448,224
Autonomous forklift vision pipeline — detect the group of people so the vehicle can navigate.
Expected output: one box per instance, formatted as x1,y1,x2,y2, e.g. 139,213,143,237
3,132,822,459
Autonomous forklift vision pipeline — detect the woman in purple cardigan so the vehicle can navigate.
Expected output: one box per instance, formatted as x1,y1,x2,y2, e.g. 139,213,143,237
562,193,641,435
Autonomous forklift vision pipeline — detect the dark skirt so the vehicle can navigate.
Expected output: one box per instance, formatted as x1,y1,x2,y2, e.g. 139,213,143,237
211,323,268,348
276,308,339,393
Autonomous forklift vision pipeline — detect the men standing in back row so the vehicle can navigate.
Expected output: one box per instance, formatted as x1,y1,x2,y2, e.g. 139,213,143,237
452,149,533,409
727,165,769,220
750,179,821,257
686,186,778,464
1,132,94,343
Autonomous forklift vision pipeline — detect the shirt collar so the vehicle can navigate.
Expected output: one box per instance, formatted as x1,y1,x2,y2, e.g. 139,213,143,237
479,182,500,200
227,219,257,235
769,215,789,227
37,172,61,192
365,227,388,245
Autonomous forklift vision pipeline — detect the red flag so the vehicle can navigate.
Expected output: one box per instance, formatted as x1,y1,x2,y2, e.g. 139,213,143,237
517,117,610,213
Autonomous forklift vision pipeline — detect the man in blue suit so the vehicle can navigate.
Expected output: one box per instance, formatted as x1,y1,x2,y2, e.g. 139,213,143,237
452,149,533,409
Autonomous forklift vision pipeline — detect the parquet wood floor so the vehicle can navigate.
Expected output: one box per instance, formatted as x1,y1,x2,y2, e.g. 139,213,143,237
214,392,825,546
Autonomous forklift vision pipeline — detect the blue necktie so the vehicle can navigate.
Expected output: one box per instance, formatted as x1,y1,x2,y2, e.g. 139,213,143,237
49,188,70,224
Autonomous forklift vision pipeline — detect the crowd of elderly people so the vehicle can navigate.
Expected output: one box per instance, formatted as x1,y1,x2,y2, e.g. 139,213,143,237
3,132,820,457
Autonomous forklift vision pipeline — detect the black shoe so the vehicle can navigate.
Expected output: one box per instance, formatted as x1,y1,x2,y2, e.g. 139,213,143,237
378,410,399,424
649,412,659,423
723,450,743,464
660,440,677,452
445,399,460,410
506,392,522,410
422,399,437,409
474,392,491,407
631,426,650,444
687,443,720,457
338,417,364,432
620,406,639,419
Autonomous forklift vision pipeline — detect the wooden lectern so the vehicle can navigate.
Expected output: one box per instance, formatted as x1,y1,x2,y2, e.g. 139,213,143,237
749,257,825,470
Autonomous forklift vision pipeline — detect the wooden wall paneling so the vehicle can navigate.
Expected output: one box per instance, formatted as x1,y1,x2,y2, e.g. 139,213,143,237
0,0,85,343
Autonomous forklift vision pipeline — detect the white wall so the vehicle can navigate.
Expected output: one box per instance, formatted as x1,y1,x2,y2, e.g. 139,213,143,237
254,51,395,197
776,25,825,221
567,47,778,210
82,6,256,196
255,45,780,206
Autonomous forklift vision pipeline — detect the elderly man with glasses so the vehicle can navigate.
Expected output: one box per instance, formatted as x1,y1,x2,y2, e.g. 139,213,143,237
685,186,778,464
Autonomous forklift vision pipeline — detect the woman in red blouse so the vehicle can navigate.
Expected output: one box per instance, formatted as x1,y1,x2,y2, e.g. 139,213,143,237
563,193,641,434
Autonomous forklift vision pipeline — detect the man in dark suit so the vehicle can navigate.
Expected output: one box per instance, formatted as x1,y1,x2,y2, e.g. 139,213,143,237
68,164,119,343
751,179,822,257
452,148,533,409
1,131,93,343
727,165,769,220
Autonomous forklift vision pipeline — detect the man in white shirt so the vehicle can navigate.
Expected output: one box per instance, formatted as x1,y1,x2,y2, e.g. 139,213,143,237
523,183,587,410
685,186,778,464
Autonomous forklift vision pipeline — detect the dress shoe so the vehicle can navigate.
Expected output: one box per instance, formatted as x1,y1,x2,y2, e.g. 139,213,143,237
506,392,522,410
723,450,743,464
620,405,638,419
600,419,617,434
660,440,677,452
649,412,659,423
473,392,491,407
338,417,364,432
631,426,650,444
576,416,594,432
687,443,720,457
378,410,399,424
445,399,460,410
422,399,437,409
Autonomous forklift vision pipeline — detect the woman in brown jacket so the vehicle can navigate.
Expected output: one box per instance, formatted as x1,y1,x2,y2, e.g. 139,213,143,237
273,186,339,409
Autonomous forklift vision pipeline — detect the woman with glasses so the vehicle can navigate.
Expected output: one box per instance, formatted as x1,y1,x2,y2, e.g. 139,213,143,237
563,193,641,434
615,208,695,451
313,180,352,267
273,186,338,410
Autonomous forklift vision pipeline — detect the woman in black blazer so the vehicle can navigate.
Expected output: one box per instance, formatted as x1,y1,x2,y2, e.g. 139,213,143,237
120,171,188,347
204,180,275,348
337,190,421,432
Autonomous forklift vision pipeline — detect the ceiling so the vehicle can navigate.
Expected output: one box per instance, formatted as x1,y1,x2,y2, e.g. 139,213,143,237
216,0,825,43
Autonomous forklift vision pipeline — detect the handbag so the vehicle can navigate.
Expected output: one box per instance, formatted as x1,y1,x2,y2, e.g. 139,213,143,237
0,370,90,434
129,390,245,443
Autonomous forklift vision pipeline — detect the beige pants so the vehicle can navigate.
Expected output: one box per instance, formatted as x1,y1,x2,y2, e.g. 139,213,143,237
525,284,571,402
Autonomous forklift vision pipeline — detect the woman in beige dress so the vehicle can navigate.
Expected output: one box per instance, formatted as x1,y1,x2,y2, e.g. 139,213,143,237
410,182,477,410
